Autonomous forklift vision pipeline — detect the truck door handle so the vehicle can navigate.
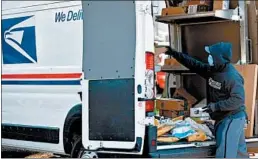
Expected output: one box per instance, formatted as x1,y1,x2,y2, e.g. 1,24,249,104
138,98,155,101
78,92,82,101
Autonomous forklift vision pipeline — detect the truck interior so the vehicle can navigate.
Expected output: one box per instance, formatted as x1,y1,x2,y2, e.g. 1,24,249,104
153,0,258,157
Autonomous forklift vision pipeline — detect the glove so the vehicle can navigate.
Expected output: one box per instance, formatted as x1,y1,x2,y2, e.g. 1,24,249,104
202,103,216,113
156,46,177,56
164,46,177,56
202,106,212,113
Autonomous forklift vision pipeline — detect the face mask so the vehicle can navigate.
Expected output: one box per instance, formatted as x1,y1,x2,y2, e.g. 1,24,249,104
208,54,214,66
205,46,214,66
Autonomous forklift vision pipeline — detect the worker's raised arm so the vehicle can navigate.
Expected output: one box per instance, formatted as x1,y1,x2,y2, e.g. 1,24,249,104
164,46,212,78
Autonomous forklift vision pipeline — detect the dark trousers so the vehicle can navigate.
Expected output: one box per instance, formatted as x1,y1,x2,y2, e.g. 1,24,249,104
215,111,249,158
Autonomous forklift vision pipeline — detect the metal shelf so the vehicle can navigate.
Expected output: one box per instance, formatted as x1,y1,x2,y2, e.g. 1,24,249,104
161,65,188,71
156,9,240,25
161,65,188,72
161,65,197,75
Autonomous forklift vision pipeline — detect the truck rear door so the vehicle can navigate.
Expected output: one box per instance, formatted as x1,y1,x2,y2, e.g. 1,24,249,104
81,1,154,154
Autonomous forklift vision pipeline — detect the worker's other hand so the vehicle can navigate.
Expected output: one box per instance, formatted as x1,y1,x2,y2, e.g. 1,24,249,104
202,103,216,113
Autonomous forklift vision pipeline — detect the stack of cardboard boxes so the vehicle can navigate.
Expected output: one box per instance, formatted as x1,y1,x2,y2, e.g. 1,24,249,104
156,88,197,119
162,0,236,16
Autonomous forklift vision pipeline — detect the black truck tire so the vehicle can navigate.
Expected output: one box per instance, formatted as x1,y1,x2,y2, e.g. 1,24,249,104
70,135,98,158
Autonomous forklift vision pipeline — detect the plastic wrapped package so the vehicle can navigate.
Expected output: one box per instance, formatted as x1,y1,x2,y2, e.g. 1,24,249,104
172,116,184,122
184,117,214,139
155,115,215,143
154,119,160,126
171,121,196,139
157,125,174,137
157,137,179,143
187,130,207,142
203,121,215,135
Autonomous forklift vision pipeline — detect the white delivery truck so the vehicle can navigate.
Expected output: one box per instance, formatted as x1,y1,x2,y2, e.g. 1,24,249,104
2,1,258,158
2,1,156,158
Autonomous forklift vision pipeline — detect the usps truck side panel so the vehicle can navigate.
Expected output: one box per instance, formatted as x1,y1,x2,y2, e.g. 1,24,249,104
2,1,83,154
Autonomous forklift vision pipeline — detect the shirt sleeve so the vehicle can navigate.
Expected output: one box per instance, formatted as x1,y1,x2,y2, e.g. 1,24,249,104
167,49,213,78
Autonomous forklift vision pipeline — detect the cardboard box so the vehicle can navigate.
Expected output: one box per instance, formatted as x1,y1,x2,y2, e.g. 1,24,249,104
160,110,189,118
160,110,179,118
254,101,258,136
186,4,209,14
235,64,258,137
211,0,238,10
186,0,213,11
156,98,186,111
162,5,209,16
173,88,198,109
248,147,258,154
162,7,187,16
187,0,212,6
164,58,182,66
213,0,229,10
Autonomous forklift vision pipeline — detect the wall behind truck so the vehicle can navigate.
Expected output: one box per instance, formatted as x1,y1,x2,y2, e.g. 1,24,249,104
248,1,258,66
247,1,258,136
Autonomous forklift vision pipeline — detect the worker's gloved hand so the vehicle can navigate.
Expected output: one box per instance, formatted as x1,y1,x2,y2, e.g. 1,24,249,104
164,46,177,56
202,103,216,113
156,46,177,56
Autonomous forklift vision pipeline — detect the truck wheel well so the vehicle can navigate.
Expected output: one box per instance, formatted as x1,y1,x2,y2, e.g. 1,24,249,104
63,104,82,154
70,118,82,140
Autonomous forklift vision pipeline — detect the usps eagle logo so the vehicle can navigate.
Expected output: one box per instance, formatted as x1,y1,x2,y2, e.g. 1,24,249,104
2,15,37,64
